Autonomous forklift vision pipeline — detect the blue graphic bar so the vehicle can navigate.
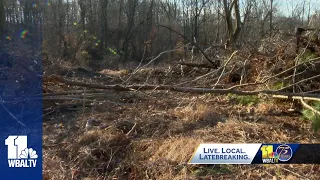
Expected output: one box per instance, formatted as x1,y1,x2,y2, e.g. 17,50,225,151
0,29,43,179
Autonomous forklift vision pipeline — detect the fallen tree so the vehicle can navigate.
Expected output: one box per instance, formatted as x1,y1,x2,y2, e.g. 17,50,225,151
43,74,320,132
43,74,320,99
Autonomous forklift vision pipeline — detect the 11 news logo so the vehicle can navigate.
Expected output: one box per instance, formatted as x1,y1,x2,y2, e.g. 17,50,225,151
261,144,293,164
5,136,38,168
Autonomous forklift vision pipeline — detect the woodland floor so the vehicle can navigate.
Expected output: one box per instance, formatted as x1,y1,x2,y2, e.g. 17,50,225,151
42,58,320,180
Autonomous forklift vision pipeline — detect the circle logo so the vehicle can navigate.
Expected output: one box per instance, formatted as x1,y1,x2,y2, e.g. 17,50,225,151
275,144,292,162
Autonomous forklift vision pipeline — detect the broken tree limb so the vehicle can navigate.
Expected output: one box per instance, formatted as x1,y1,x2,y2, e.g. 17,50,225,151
42,90,105,96
43,96,121,104
300,98,320,116
178,62,215,69
272,95,320,102
43,75,320,99
273,95,320,116
214,51,238,87
226,56,320,90
126,122,137,136
176,68,222,86
280,73,320,91
43,75,131,91
138,43,190,70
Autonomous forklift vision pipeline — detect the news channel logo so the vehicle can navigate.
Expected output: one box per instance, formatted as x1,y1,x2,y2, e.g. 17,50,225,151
261,144,293,163
5,135,38,168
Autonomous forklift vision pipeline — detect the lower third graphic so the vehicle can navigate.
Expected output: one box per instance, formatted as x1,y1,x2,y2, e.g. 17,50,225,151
5,135,38,168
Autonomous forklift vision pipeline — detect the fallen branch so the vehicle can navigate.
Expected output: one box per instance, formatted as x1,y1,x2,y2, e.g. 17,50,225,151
123,43,191,84
273,95,320,102
279,74,320,91
176,69,220,86
214,51,238,87
43,104,84,117
176,59,238,86
43,96,121,104
278,57,320,79
42,90,105,96
44,75,131,91
43,75,320,99
226,56,320,90
273,95,320,116
300,99,320,116
126,122,137,136
178,62,215,69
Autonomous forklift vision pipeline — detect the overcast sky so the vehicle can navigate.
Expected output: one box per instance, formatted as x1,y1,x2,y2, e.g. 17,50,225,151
277,0,320,16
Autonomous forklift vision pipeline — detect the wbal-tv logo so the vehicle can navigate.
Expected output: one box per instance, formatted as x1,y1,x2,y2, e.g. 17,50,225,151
5,136,38,168
261,144,292,164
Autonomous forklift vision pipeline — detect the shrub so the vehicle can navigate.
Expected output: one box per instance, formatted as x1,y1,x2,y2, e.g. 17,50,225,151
301,101,320,133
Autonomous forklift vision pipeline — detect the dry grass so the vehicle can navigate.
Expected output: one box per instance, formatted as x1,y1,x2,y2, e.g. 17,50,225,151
172,101,222,123
43,64,320,180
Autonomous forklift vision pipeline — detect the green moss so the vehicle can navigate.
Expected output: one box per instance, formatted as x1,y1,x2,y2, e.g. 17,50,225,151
227,94,260,106
308,33,319,42
272,82,285,90
298,51,318,63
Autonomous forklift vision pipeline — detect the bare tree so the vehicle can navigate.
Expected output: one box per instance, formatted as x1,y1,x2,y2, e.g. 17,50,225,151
122,0,139,61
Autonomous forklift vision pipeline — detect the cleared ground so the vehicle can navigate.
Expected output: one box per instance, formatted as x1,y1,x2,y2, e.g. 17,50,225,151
42,64,320,180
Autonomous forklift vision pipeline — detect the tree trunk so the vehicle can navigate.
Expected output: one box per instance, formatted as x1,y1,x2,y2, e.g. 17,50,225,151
223,0,233,42
269,0,273,37
122,0,138,61
232,0,241,43
99,0,109,50
223,0,241,44
79,0,86,37
215,0,221,44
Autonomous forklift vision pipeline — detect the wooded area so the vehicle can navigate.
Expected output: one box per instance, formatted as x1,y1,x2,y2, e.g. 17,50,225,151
1,0,320,179
1,0,317,66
